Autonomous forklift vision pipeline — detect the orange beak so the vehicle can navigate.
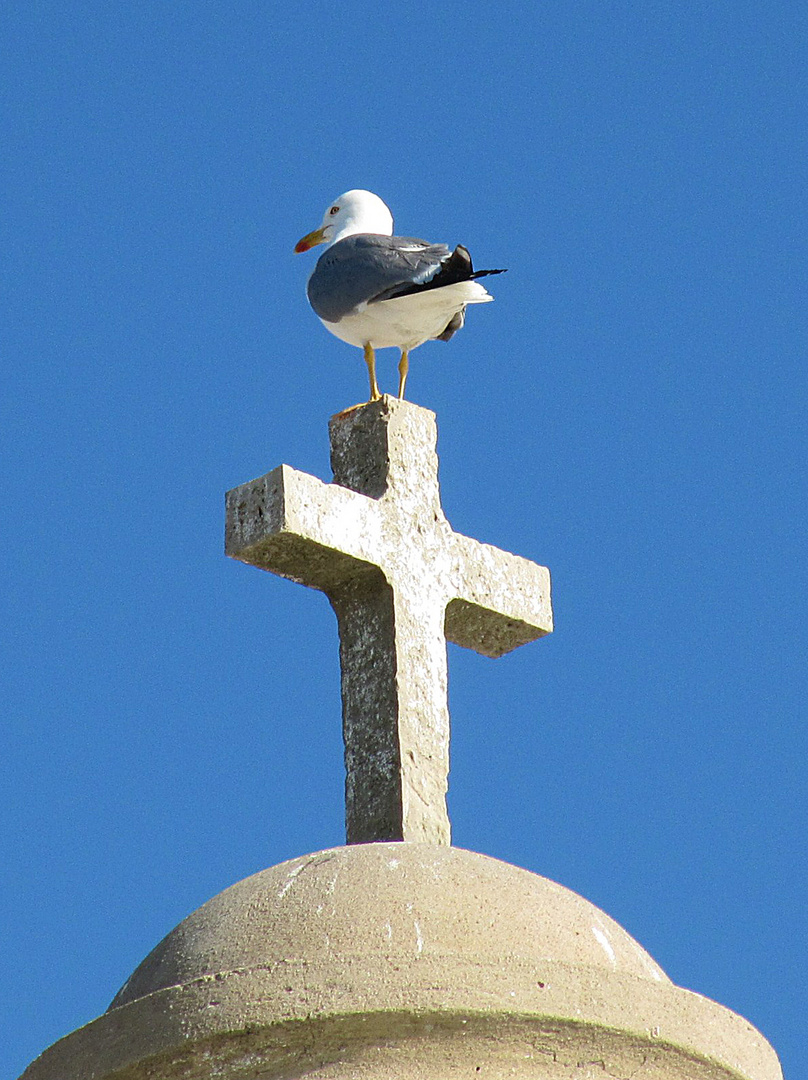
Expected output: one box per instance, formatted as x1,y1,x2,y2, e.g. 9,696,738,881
294,225,327,253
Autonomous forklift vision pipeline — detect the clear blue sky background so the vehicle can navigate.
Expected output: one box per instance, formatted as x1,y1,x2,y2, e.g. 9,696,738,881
3,3,805,1076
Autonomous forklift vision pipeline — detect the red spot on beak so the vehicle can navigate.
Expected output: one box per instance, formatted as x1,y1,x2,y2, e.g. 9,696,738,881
294,226,327,254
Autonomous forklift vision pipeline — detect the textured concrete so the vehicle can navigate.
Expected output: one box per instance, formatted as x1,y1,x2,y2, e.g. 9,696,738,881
21,844,782,1080
225,396,552,845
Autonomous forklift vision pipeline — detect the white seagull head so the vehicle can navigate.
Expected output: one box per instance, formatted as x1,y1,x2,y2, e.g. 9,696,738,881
295,189,394,252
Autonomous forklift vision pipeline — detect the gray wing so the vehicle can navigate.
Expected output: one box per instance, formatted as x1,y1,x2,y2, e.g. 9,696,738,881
307,234,451,323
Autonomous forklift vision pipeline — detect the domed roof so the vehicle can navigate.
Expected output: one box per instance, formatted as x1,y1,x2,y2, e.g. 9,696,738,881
23,844,782,1080
111,842,667,1009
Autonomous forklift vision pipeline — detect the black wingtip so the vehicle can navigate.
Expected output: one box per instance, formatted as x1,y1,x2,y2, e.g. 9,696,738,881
471,267,508,279
371,243,506,305
440,244,474,282
433,246,507,286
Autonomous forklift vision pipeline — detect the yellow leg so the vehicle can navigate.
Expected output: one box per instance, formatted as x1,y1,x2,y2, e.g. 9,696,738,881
364,342,381,401
398,349,409,400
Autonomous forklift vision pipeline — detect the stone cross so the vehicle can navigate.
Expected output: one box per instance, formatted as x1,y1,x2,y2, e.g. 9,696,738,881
225,396,552,846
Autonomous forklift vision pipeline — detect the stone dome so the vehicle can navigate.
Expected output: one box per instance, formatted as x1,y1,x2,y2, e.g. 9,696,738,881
22,843,782,1080
110,842,668,1007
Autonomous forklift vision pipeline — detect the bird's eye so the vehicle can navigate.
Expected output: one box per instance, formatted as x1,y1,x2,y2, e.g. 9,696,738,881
329,206,339,215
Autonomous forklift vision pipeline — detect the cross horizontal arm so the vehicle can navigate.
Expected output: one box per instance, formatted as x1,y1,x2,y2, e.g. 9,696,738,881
447,534,553,658
225,464,383,593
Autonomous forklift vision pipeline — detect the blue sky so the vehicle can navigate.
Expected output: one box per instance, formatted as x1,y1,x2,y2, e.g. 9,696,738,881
3,2,805,1076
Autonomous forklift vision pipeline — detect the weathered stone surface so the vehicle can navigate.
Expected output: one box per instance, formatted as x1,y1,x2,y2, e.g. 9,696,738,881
225,396,552,845
21,844,783,1080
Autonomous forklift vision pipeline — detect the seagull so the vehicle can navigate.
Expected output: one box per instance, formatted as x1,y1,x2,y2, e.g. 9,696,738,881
295,190,505,401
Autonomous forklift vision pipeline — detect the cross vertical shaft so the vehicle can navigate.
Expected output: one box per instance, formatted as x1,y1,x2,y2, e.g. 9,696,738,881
328,402,451,844
331,577,450,844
